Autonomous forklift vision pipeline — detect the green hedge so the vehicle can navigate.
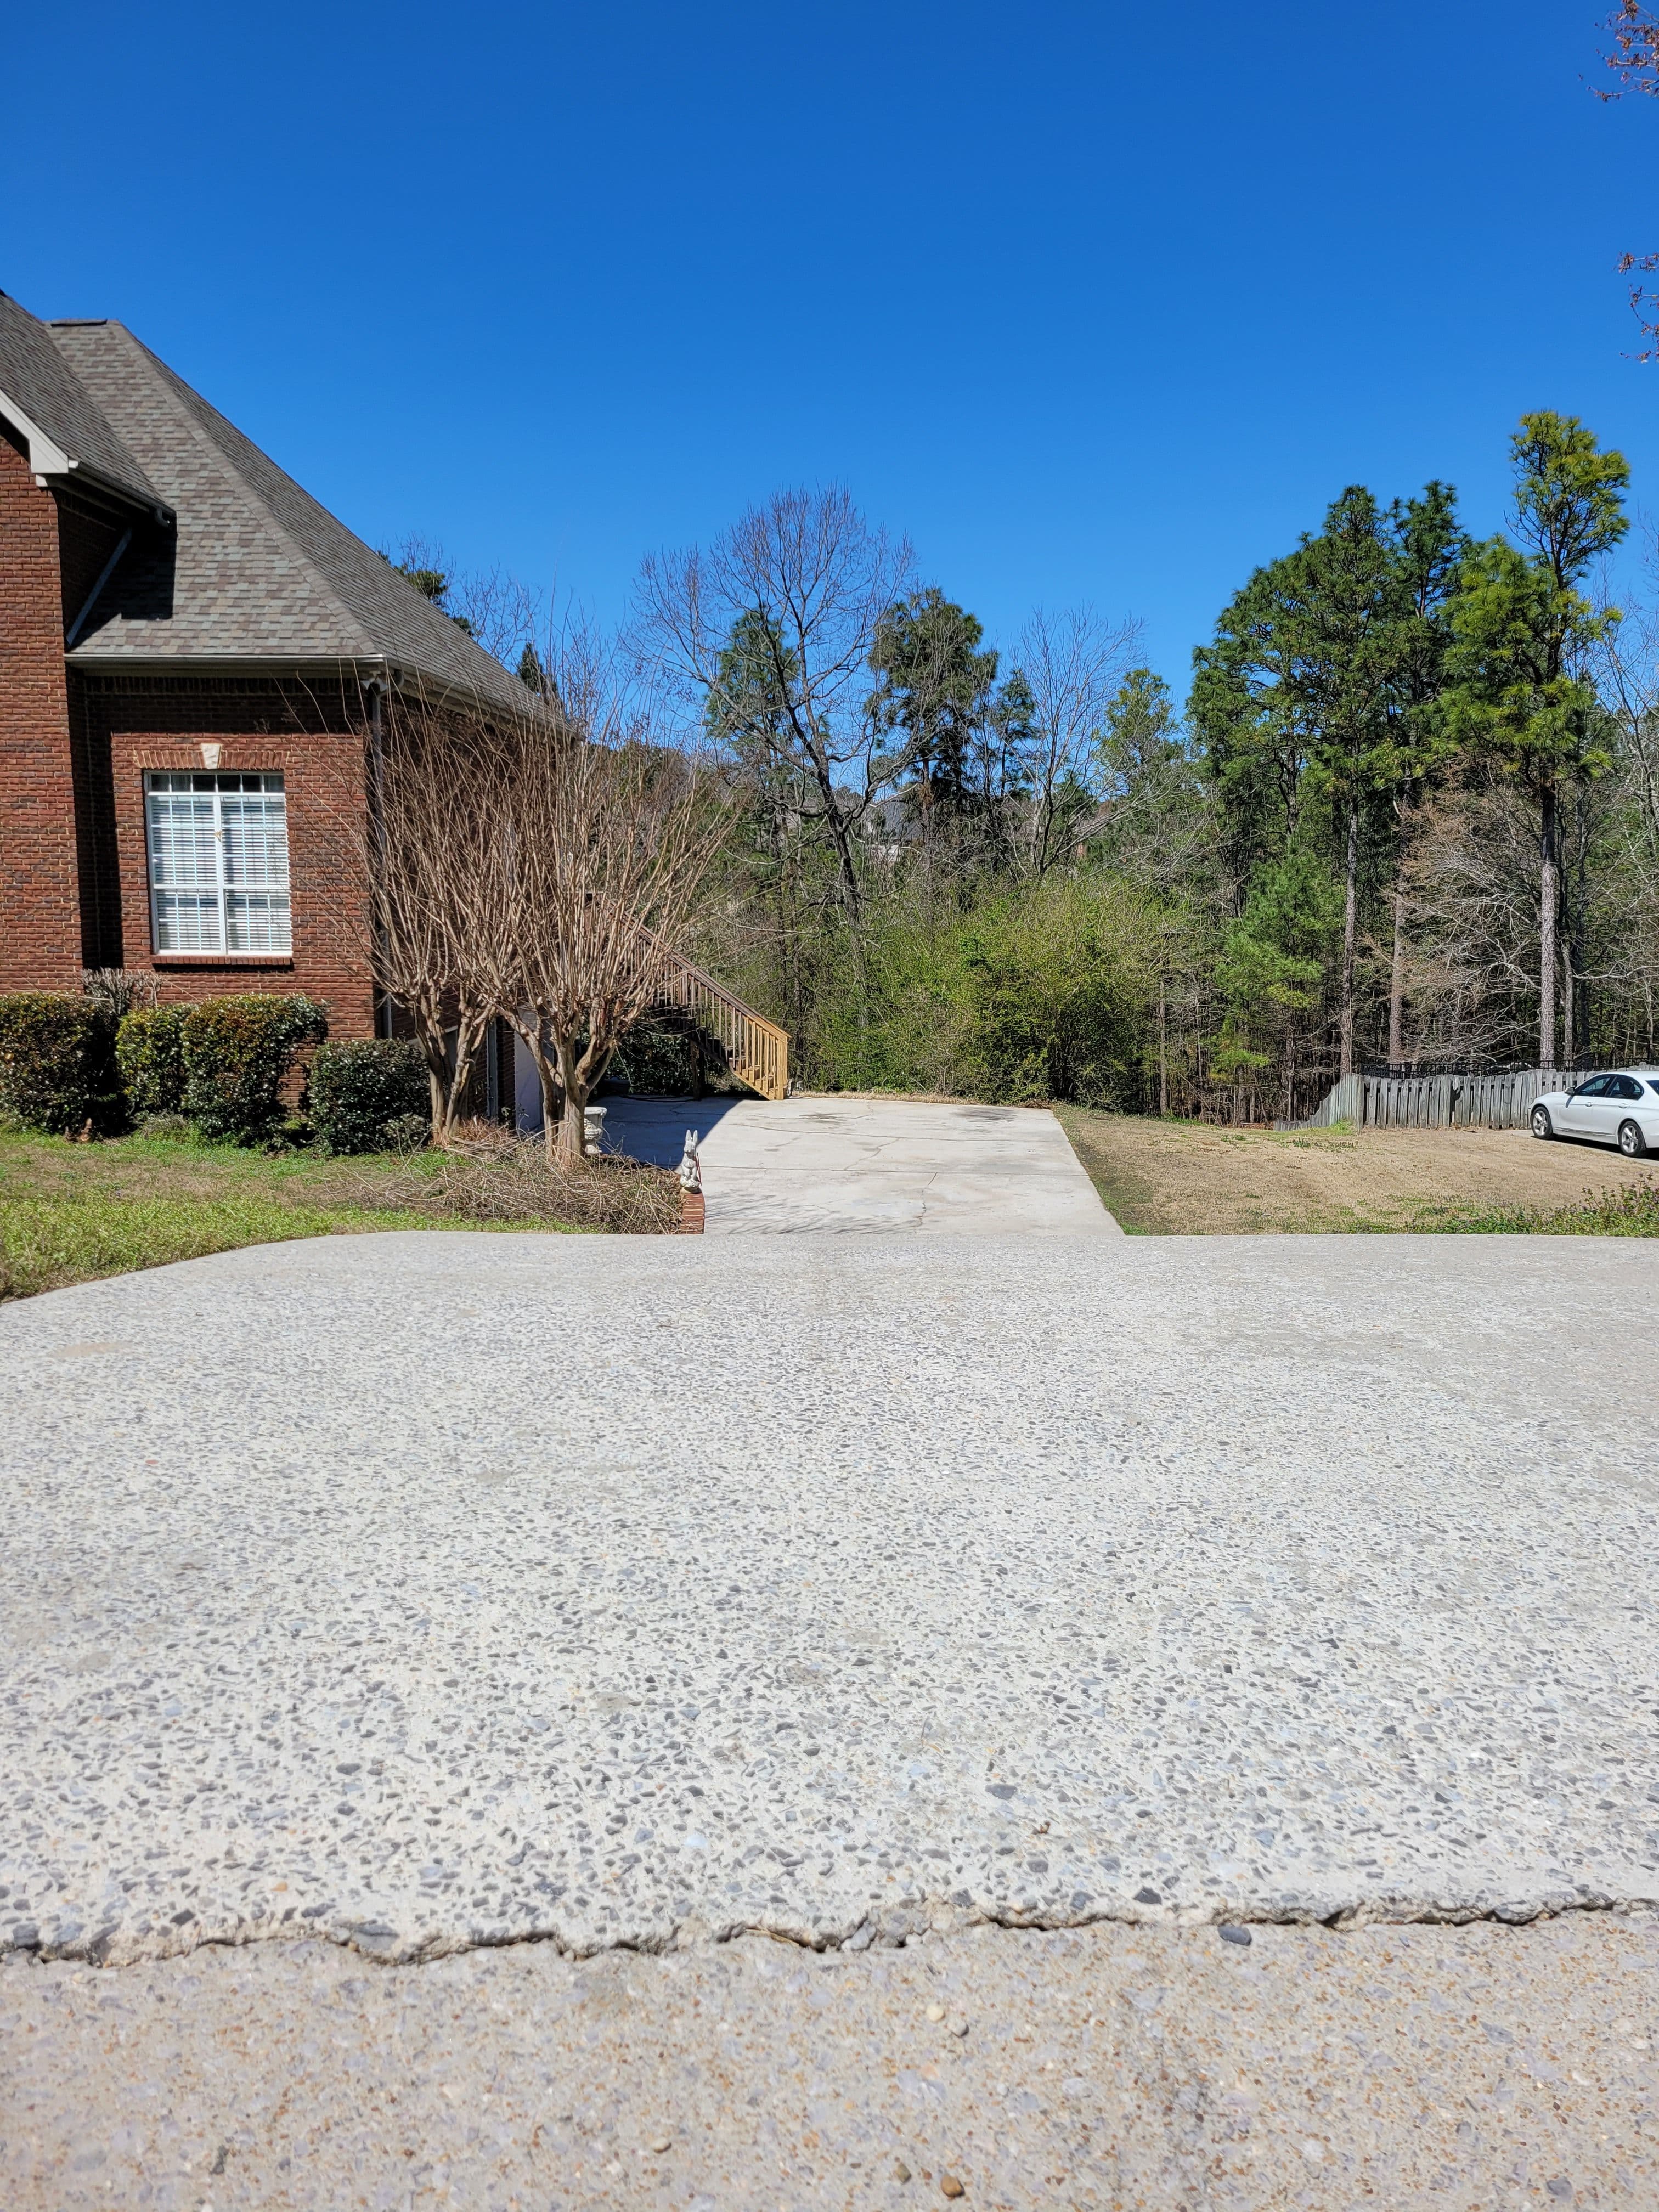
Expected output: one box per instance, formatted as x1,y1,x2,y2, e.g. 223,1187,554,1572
0,994,119,1136
308,1037,430,1154
116,1005,189,1117
180,994,330,1143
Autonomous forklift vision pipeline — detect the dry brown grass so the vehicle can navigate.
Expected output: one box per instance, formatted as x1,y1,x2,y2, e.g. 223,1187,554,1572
332,1120,682,1235
1055,1109,1659,1234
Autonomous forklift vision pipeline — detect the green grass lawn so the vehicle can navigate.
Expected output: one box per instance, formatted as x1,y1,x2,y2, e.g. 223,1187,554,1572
0,1127,579,1302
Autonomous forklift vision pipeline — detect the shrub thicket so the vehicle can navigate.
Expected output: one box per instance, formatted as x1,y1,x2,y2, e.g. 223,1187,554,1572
805,875,1158,1106
0,994,119,1135
115,1006,189,1118
180,994,329,1143
308,1037,430,1154
608,1020,704,1096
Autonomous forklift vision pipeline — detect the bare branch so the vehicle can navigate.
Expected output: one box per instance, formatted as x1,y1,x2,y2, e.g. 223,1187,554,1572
632,486,913,929
1014,605,1142,877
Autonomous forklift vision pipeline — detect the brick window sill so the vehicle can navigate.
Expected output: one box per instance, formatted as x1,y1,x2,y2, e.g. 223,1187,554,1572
151,955,296,970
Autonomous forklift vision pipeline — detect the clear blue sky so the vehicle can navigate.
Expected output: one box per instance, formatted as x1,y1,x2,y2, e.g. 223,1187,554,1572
4,2,1655,697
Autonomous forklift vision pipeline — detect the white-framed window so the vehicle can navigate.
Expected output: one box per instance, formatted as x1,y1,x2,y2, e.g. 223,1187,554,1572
144,771,292,955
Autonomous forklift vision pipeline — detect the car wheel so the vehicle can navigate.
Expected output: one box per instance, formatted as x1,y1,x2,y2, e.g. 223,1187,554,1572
1618,1119,1649,1159
1531,1104,1554,1139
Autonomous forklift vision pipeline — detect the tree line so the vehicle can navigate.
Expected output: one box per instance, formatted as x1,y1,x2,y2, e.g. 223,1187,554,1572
402,408,1659,1126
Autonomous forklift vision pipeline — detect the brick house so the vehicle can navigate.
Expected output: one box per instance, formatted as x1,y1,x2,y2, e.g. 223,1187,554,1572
0,287,528,1042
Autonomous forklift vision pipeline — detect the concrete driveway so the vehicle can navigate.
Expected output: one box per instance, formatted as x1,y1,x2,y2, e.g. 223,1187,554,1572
600,1093,1117,1233
4,1226,1654,1967
5,1228,1658,2208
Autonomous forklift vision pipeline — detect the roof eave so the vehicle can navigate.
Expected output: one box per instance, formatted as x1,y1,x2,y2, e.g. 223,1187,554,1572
0,383,174,522
63,650,533,715
63,653,392,703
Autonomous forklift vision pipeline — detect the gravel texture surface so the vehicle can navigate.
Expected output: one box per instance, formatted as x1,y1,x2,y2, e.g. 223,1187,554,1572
5,1916,1657,2209
2,1228,1656,1975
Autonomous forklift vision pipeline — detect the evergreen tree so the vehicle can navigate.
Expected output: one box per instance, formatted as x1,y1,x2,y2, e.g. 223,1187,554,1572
867,588,999,839
1376,483,1468,1064
1443,414,1629,1065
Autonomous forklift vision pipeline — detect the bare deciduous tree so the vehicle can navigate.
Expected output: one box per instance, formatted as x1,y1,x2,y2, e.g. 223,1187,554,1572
385,534,544,673
1400,783,1549,1068
489,633,730,1164
359,654,727,1159
1015,606,1140,878
633,486,913,934
366,691,515,1143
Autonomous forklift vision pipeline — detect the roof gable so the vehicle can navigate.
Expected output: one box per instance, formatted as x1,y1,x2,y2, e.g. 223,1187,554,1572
53,321,528,706
0,305,529,709
0,292,162,514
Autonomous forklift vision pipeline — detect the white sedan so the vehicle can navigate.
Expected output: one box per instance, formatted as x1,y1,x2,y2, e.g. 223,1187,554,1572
1531,1068,1659,1157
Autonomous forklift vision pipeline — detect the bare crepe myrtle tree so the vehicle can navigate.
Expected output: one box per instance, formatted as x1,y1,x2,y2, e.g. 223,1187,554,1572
488,630,731,1164
366,690,517,1144
632,486,913,933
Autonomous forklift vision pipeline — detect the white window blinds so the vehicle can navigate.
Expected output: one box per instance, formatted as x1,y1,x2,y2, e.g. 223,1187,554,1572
145,772,292,955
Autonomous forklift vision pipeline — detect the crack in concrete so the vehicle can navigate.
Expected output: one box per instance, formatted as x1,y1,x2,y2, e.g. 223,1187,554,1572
13,1890,1655,1975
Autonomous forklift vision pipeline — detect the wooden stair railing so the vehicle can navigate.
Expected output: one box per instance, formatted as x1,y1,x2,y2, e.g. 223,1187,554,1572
652,948,789,1100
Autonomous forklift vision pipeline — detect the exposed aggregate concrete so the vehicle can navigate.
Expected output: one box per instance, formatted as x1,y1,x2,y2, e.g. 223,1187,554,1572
2,1229,1656,1976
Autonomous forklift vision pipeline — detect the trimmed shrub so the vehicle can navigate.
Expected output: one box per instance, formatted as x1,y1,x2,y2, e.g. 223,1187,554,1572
180,994,329,1143
0,994,119,1136
116,1006,189,1118
308,1038,430,1155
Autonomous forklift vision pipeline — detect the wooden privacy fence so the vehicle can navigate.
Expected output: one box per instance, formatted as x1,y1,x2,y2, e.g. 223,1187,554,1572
653,948,790,1101
1280,1068,1587,1133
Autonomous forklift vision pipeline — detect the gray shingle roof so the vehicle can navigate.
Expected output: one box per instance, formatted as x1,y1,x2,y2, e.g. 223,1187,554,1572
0,291,162,513
1,291,527,709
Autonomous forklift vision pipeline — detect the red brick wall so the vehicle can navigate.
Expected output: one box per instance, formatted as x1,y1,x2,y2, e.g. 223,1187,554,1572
0,422,83,990
72,674,377,1037
2,435,376,1032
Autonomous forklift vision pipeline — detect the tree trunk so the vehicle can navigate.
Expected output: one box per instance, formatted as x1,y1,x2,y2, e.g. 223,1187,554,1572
1539,786,1558,1071
411,985,453,1144
1339,795,1359,1081
1572,833,1590,1066
1388,865,1407,1074
1158,980,1168,1117
813,763,868,1083
412,990,486,1147
1280,1024,1297,1126
554,1034,589,1168
555,1084,585,1164
500,1009,564,1158
454,1011,489,1140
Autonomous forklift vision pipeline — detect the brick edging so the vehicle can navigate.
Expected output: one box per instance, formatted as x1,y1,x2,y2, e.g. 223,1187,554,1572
678,1189,705,1234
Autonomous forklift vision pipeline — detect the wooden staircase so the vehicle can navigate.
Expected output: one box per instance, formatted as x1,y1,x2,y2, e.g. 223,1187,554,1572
654,949,789,1100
